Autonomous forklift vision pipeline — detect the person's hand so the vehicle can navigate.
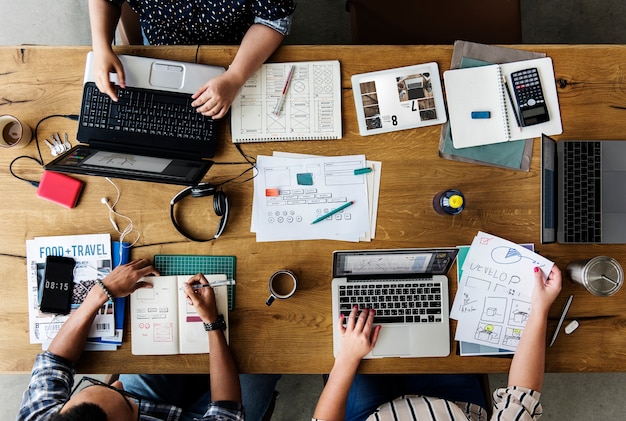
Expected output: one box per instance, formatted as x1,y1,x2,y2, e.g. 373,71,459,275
182,273,219,323
532,265,562,316
191,71,243,119
336,306,381,365
100,258,158,297
93,48,126,101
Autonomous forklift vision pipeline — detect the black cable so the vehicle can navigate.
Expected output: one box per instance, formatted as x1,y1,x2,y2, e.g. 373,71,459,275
8,114,79,187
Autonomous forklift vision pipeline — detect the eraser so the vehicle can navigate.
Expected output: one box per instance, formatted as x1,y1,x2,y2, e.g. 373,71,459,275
296,173,314,185
471,111,491,119
36,170,84,209
565,320,579,334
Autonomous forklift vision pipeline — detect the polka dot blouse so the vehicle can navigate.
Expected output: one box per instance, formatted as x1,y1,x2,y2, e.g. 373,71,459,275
111,0,296,45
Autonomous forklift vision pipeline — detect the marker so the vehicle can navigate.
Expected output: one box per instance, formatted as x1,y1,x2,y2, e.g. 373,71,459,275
272,64,295,116
179,279,236,290
311,201,354,224
504,79,522,127
353,167,372,175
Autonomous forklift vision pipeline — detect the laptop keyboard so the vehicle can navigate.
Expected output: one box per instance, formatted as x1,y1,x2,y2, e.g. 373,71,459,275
80,82,215,143
338,280,443,324
562,141,602,242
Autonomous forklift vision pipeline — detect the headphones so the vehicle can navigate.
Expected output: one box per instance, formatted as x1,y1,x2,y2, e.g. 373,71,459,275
169,183,229,242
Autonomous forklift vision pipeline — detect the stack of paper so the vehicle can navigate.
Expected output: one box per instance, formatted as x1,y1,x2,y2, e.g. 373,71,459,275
251,153,381,242
450,232,554,352
26,233,122,351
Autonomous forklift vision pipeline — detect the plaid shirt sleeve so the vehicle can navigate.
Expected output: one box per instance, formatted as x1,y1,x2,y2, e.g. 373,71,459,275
17,351,75,421
201,400,245,421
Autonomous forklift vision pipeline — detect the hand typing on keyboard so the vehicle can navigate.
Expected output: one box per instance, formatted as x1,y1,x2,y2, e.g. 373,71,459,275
337,306,381,364
191,71,242,120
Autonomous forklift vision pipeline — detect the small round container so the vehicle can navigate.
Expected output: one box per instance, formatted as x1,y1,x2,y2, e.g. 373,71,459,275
433,189,465,215
566,256,624,296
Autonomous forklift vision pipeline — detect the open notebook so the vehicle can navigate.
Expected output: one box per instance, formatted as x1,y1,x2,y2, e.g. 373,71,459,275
444,57,562,149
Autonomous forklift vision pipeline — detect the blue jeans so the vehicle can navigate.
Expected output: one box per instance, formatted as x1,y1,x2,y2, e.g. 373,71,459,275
341,374,487,421
119,373,280,421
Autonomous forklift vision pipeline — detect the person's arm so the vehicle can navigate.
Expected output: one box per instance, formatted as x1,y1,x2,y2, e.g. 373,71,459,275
312,307,381,421
47,259,159,363
191,23,284,119
87,0,126,100
183,274,241,402
507,265,562,392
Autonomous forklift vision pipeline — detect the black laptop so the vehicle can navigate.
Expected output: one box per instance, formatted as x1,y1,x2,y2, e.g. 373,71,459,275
46,52,225,185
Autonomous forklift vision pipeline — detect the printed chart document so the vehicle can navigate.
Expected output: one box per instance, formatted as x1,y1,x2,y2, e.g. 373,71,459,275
450,232,554,352
130,275,229,355
251,154,371,242
230,61,342,143
26,233,115,349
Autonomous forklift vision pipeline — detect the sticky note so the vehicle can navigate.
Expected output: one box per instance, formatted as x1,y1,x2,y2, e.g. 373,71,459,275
297,173,314,185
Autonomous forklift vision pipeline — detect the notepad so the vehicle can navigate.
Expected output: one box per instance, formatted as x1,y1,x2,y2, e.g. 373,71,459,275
230,60,342,143
130,274,228,355
443,57,562,149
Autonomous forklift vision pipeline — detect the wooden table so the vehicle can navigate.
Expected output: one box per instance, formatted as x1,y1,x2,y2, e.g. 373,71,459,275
2,45,626,374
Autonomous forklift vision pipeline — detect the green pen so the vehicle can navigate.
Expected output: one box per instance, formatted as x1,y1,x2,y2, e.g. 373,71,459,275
354,167,372,175
311,201,355,224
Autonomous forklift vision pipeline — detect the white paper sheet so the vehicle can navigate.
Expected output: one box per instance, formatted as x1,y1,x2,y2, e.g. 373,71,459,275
450,232,554,351
251,154,371,242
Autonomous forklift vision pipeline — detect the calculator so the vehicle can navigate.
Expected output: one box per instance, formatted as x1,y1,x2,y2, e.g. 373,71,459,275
510,67,550,127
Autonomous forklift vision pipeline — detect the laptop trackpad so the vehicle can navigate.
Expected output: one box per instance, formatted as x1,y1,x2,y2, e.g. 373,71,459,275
150,63,185,89
372,326,412,357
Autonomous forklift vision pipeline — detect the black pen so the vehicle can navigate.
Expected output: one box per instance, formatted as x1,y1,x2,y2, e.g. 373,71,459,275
504,79,522,127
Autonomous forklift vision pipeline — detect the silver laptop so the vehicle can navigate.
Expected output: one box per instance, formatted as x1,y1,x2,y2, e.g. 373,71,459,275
331,248,458,358
84,52,224,95
542,134,626,243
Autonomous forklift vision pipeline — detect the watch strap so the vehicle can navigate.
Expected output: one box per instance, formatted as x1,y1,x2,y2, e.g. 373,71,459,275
203,314,226,331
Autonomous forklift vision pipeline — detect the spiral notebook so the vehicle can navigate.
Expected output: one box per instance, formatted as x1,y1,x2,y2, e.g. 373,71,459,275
230,60,342,143
443,57,562,149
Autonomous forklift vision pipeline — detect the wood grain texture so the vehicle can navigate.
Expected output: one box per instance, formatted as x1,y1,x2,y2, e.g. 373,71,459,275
2,45,626,374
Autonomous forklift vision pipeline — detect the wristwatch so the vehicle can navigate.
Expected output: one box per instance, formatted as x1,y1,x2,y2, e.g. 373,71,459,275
203,314,226,331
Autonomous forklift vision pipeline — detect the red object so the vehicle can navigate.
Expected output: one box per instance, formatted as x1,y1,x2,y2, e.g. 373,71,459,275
36,170,84,208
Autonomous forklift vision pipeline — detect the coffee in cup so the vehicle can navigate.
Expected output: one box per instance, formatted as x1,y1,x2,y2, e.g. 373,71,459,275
266,270,297,306
0,115,32,149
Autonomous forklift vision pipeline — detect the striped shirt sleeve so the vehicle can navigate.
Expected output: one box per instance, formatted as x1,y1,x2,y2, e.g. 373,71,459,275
492,386,543,420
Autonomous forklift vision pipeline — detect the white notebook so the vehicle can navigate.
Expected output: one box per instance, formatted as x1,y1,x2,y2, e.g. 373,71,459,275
444,57,562,149
230,60,342,143
130,274,229,355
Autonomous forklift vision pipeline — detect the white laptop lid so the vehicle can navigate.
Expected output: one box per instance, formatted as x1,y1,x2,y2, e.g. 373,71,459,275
331,248,458,359
83,52,225,94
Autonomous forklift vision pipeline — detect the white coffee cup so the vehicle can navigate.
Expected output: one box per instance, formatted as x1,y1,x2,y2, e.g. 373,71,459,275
0,115,32,148
266,270,298,306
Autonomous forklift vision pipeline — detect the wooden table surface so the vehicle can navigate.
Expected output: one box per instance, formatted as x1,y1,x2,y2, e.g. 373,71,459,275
2,44,626,374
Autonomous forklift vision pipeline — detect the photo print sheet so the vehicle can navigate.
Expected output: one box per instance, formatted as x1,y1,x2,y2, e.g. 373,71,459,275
351,62,447,136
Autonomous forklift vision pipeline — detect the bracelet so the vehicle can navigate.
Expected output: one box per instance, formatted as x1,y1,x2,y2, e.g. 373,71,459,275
96,279,115,303
203,314,226,331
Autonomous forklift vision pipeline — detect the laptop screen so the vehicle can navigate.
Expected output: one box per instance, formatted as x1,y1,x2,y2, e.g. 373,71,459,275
332,248,458,278
541,134,557,243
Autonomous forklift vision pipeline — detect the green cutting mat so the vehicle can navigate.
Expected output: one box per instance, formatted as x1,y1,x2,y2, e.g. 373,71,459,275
154,255,236,310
